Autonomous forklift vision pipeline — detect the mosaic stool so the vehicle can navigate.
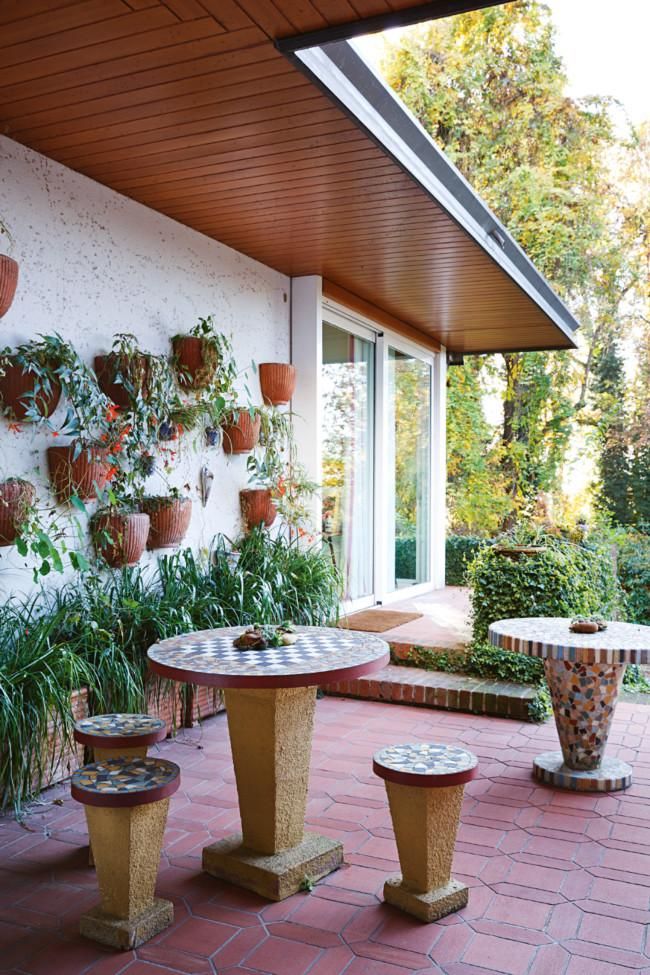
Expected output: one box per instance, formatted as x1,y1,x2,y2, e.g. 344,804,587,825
71,756,180,950
74,714,167,865
373,742,478,923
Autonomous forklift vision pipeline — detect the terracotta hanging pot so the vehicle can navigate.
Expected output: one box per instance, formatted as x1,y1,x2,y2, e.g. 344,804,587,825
92,511,150,568
0,479,35,546
0,256,19,319
171,335,217,390
240,488,277,530
221,411,261,454
94,353,150,408
141,496,192,549
0,358,61,421
259,363,296,406
47,443,110,502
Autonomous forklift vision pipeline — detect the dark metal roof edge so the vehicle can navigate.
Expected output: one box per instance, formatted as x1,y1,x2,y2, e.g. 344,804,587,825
275,0,506,53
285,38,580,349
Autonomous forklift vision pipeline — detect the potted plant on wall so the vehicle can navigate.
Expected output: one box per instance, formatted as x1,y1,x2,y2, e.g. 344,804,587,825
258,362,297,406
37,336,113,502
172,315,236,392
140,485,192,550
0,220,19,319
91,491,150,568
0,339,62,422
221,404,262,455
94,333,156,409
240,408,291,529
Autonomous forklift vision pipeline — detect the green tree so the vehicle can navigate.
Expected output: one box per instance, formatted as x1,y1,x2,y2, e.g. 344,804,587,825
383,0,629,528
592,336,633,524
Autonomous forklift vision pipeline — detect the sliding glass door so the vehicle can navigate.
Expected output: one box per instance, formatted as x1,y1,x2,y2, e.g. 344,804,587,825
385,345,432,592
320,308,435,609
321,321,375,606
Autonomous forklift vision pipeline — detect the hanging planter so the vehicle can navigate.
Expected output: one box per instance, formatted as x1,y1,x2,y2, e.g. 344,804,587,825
0,358,61,421
171,335,218,390
221,410,261,455
94,353,150,409
240,488,277,530
493,545,546,560
0,256,19,319
91,511,150,568
140,496,192,549
0,479,35,546
259,363,296,406
47,443,110,502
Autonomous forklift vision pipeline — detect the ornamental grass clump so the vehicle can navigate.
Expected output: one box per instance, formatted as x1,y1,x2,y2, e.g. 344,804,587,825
468,533,623,643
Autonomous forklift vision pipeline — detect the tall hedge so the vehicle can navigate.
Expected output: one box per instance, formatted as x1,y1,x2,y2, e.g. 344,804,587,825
445,535,490,586
468,537,623,642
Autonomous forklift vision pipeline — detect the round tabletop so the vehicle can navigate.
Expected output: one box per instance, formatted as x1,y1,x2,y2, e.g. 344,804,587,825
373,742,478,788
74,713,167,749
71,757,180,808
489,617,650,665
147,625,390,689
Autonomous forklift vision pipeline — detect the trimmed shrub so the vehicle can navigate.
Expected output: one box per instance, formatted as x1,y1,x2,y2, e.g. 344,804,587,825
468,535,623,643
616,530,650,625
395,535,416,580
445,535,490,586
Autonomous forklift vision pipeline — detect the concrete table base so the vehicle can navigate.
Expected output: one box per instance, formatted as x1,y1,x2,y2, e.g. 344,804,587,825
80,897,173,951
384,877,468,923
206,686,343,900
533,750,632,792
203,831,343,901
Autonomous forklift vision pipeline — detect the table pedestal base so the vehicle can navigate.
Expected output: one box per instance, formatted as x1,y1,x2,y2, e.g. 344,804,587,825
203,832,343,901
533,750,632,792
384,877,468,923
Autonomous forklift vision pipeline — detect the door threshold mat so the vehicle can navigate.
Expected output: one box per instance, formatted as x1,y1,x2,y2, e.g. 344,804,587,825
338,610,423,633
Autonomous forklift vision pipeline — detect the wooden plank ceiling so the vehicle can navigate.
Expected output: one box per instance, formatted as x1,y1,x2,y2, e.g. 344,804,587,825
0,0,574,353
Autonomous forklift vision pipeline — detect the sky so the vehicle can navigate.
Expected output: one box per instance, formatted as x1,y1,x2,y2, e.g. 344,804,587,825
356,0,650,126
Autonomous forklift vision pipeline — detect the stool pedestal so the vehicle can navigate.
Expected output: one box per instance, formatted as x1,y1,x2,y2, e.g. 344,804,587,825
72,756,179,950
384,780,468,922
374,743,477,923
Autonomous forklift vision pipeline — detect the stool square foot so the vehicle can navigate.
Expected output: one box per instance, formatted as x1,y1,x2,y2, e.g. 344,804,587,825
202,831,343,901
384,876,468,922
80,897,173,949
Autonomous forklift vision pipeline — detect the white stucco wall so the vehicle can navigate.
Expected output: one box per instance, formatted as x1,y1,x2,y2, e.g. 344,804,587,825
0,135,290,597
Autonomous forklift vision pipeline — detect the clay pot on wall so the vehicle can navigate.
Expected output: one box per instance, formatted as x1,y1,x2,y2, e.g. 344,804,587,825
92,511,150,568
0,358,61,421
171,336,216,390
0,479,35,546
240,488,277,530
141,496,192,549
221,411,261,455
0,256,19,319
94,354,149,408
259,363,296,406
47,444,110,502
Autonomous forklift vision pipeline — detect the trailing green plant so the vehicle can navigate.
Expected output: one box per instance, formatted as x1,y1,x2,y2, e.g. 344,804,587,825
468,532,623,643
0,598,96,813
173,315,238,394
445,535,491,586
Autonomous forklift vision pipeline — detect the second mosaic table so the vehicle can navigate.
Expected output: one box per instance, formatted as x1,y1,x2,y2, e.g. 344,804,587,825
489,616,650,791
147,625,389,900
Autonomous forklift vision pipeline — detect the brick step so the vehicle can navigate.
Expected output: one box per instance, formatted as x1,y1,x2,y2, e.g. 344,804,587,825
325,663,538,721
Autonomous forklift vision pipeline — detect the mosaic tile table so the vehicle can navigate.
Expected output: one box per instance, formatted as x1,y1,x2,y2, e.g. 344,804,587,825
147,625,390,899
489,617,650,791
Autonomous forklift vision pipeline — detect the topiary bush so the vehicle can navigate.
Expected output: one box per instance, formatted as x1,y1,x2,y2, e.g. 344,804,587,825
445,535,490,586
395,535,416,580
468,535,623,643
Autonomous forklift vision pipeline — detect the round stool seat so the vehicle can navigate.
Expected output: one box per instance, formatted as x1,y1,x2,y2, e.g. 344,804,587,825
71,757,180,808
74,714,167,749
373,742,478,788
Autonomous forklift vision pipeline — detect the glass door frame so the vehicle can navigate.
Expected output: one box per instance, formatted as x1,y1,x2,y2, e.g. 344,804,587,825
321,298,438,612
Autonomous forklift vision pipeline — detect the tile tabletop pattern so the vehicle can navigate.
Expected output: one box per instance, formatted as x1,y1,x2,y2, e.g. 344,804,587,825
489,617,650,664
71,757,180,808
74,713,166,741
374,742,478,787
147,625,390,688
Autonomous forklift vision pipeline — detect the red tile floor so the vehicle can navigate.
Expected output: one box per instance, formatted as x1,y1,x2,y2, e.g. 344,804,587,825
2,696,650,975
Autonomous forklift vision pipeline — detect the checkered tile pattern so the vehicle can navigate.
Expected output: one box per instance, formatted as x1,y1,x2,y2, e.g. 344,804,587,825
489,617,650,664
148,625,388,681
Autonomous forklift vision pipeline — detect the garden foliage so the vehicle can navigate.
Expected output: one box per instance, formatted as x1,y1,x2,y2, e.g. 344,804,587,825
0,529,341,812
468,536,623,643
445,535,490,586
